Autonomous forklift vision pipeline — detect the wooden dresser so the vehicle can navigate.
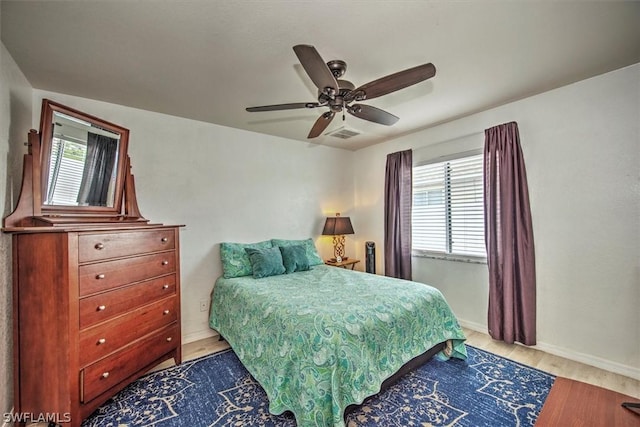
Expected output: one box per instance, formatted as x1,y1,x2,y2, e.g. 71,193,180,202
3,100,183,426
11,225,182,424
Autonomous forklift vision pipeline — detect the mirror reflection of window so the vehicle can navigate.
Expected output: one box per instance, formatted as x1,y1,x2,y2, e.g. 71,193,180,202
45,112,120,207
46,136,87,205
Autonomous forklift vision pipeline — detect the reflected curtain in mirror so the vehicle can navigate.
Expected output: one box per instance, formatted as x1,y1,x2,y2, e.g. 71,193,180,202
77,132,118,206
384,149,412,280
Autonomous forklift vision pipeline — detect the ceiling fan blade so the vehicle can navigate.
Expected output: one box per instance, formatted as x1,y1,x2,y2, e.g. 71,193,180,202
308,111,335,138
348,104,399,126
293,45,339,96
246,102,320,112
347,63,436,102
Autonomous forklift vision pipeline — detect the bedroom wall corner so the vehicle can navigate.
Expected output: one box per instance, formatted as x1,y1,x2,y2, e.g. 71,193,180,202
0,41,33,422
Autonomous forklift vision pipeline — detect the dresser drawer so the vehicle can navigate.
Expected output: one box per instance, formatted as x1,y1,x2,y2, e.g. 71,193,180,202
81,323,179,403
79,296,177,366
78,229,176,263
79,252,176,297
79,274,176,329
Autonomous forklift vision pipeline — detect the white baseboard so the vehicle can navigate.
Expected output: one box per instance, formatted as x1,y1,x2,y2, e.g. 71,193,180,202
182,329,218,344
457,319,640,381
457,319,487,334
534,341,640,381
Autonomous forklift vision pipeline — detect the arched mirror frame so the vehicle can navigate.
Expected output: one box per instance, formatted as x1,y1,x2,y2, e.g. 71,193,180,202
39,99,129,216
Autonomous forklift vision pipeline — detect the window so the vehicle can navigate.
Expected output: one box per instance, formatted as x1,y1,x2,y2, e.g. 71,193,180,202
412,153,486,260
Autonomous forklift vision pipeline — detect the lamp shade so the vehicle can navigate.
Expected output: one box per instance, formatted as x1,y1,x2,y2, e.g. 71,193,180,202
322,216,354,236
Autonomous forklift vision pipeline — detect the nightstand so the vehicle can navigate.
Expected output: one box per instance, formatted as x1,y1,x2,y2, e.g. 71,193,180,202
325,259,360,270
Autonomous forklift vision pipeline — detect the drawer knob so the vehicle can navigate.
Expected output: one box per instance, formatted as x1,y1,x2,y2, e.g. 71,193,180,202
163,284,169,290
166,337,172,342
162,260,169,266
96,274,105,280
95,243,105,250
101,372,110,379
97,338,106,345
163,309,170,315
161,237,168,243
97,305,106,311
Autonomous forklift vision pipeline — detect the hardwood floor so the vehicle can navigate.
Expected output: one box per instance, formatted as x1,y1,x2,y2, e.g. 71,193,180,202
462,328,639,398
165,327,639,399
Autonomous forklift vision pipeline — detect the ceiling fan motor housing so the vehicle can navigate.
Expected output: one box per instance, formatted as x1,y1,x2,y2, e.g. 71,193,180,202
317,78,355,111
338,79,355,94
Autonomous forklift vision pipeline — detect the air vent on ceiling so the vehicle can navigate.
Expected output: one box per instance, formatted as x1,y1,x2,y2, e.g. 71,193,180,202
325,127,360,139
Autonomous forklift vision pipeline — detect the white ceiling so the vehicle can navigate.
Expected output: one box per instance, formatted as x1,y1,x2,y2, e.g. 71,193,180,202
2,1,639,151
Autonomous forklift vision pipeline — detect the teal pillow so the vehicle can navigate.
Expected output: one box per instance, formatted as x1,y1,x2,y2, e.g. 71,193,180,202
271,238,323,266
245,247,286,279
220,240,273,278
279,245,310,274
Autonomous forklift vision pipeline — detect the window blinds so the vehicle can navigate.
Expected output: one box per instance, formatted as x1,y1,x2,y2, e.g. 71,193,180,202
412,153,486,258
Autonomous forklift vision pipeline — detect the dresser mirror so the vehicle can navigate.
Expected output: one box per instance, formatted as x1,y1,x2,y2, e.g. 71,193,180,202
2,99,147,229
40,100,129,214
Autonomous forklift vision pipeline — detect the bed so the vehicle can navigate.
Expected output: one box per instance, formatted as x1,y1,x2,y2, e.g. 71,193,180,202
209,240,467,427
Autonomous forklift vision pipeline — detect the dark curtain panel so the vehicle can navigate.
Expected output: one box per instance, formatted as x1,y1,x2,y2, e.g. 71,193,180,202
484,121,536,345
384,149,413,280
77,132,118,206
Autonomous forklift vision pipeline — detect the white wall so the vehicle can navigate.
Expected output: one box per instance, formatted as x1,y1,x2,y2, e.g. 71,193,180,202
29,90,355,343
353,63,640,379
0,41,33,420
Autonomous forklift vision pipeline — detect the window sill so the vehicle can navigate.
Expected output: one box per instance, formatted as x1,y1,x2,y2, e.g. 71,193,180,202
412,250,487,265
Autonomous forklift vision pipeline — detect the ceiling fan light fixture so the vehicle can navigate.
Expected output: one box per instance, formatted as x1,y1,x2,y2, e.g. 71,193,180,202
331,97,344,112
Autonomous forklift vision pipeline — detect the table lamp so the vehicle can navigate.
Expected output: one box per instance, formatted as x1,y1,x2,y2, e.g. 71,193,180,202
322,213,354,262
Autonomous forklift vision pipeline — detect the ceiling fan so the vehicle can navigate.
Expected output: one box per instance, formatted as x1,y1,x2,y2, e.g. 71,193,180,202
246,44,436,138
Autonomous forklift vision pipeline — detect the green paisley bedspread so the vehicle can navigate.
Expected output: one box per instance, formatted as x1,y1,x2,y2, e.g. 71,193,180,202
209,265,467,427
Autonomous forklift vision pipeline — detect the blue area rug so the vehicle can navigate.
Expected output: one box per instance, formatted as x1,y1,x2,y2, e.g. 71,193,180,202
82,345,554,426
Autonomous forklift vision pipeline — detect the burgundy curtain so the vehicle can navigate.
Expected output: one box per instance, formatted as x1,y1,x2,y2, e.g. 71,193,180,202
484,122,536,345
384,149,412,280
